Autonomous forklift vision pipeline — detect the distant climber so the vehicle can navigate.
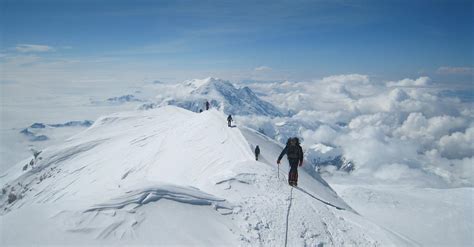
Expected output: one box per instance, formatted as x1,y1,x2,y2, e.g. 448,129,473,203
205,100,210,110
277,137,303,186
227,115,233,127
199,109,203,113
255,145,260,161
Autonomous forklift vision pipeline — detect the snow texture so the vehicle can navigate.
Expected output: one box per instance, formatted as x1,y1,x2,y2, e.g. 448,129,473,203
329,181,473,246
0,106,414,246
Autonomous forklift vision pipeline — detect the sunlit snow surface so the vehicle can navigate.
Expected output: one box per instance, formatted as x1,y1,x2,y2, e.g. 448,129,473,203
327,179,474,246
0,107,414,245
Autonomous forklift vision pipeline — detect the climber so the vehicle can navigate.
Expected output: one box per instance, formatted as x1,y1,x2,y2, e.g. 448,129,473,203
255,145,260,161
277,137,303,186
227,115,233,127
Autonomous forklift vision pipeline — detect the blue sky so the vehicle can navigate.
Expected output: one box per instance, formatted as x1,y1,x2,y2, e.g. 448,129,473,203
0,0,472,86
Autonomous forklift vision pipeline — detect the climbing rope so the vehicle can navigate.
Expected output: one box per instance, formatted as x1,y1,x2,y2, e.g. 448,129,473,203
284,187,293,247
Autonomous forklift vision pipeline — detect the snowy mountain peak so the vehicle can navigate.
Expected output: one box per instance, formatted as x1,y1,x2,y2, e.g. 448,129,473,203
184,77,222,88
166,77,284,116
191,77,235,95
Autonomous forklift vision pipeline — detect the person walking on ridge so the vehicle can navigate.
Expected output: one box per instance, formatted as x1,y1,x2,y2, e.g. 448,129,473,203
277,137,303,186
255,145,260,161
205,100,210,110
227,115,233,127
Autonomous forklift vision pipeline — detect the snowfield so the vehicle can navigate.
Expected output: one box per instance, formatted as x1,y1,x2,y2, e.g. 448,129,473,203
327,180,474,246
0,106,415,245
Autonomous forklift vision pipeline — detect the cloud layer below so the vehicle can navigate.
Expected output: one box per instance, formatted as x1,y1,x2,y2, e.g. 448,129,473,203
240,74,473,187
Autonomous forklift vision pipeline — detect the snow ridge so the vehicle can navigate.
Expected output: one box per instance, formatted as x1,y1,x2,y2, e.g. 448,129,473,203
0,106,415,246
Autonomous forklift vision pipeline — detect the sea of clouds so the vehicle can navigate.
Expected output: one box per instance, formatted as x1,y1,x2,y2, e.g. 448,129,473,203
237,74,473,188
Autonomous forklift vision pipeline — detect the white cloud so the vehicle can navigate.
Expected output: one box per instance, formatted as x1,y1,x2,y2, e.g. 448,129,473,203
320,74,369,84
302,125,339,144
336,126,420,174
395,113,467,143
254,66,272,72
388,88,410,102
424,149,474,186
243,73,473,186
437,127,474,159
386,76,430,87
373,163,421,181
348,113,398,133
437,66,473,75
15,44,54,53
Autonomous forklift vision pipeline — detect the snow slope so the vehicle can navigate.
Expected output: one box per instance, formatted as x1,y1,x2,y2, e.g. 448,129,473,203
0,106,414,246
328,181,474,246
